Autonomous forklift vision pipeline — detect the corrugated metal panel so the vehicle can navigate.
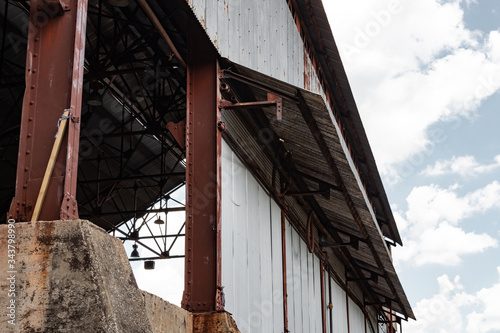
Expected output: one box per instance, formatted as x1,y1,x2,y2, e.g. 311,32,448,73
325,270,331,332
186,0,321,92
349,298,366,333
286,221,323,333
221,140,284,332
331,277,348,333
221,122,375,333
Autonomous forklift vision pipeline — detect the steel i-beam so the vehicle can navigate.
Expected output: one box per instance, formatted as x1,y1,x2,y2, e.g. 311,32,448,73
181,19,220,312
8,0,87,221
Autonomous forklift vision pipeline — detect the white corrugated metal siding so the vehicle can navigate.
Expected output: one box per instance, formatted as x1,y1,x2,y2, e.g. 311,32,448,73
285,219,323,332
349,298,366,333
187,0,321,92
330,276,349,333
221,139,372,332
221,140,284,332
222,139,323,332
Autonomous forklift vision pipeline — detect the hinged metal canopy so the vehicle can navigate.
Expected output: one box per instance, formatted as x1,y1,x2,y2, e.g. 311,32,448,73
218,59,414,320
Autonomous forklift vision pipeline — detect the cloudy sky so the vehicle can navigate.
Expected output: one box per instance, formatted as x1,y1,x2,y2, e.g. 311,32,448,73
129,1,499,332
324,0,500,332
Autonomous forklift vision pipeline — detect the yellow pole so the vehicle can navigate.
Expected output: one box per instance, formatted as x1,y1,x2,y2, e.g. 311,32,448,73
31,109,70,221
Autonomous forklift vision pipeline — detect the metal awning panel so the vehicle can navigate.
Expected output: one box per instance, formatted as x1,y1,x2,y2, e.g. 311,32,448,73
219,59,414,320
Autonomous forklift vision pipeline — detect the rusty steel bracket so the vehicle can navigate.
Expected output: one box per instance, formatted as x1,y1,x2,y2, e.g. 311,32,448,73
268,93,283,120
218,93,283,120
43,0,71,16
166,120,186,149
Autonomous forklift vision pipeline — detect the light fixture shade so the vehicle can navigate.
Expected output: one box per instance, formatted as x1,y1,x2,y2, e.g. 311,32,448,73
154,218,164,225
144,261,155,270
108,0,129,7
130,244,140,258
130,230,139,240
87,90,103,106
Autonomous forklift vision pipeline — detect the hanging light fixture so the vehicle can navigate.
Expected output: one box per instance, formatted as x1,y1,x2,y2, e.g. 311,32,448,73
130,243,140,258
144,261,155,270
87,90,103,106
154,217,164,225
87,80,103,106
130,230,139,240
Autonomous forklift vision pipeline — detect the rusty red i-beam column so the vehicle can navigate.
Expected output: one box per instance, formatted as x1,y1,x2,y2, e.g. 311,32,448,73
181,20,221,312
8,0,87,222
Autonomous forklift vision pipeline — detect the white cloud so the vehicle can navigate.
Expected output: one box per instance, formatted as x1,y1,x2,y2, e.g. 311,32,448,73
393,181,500,266
394,222,497,266
466,267,500,333
405,269,500,333
422,155,500,177
405,274,474,333
405,181,500,235
324,0,500,180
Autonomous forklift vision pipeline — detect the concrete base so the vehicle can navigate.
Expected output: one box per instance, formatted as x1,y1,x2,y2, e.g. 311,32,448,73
0,220,153,332
141,291,193,333
0,219,241,333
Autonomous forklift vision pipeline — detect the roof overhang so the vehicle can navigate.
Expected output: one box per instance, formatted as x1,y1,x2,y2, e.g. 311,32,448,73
288,0,402,246
218,59,414,320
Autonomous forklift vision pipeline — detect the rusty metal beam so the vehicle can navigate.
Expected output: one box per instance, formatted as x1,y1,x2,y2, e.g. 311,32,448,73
136,0,186,69
77,172,185,184
181,21,219,312
8,0,87,222
281,209,289,332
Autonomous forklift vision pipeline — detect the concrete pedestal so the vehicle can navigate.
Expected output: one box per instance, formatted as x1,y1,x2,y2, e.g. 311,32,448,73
0,220,153,332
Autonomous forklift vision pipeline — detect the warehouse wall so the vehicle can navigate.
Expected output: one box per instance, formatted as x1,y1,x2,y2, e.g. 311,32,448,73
221,140,284,332
221,140,372,333
327,275,349,333
187,0,322,93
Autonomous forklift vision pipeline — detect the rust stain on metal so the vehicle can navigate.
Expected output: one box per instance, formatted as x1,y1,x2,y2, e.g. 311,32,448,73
193,312,240,333
303,49,312,90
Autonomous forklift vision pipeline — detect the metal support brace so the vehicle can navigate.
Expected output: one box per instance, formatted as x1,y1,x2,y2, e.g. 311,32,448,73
320,235,360,250
218,92,283,120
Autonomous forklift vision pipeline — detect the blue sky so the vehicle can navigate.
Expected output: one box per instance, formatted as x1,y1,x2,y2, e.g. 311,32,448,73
324,0,500,331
